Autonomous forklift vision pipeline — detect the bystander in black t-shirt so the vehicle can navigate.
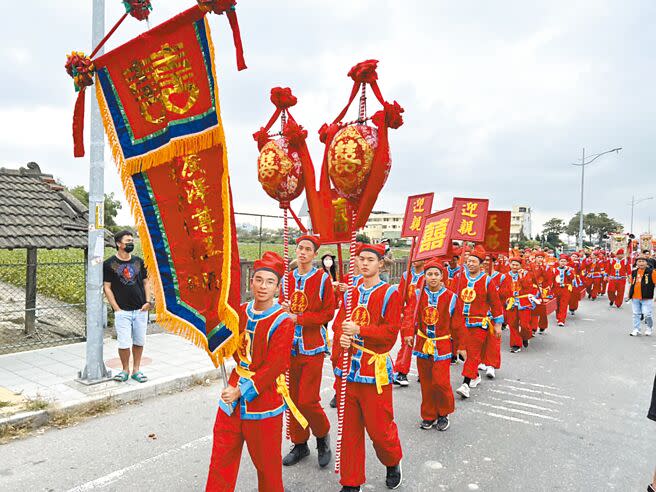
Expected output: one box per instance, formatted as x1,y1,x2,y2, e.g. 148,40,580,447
649,374,656,422
103,255,148,311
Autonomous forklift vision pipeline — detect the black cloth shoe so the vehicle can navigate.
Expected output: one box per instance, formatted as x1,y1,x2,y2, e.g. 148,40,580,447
510,346,521,353
386,463,403,489
329,394,337,408
420,419,435,430
340,487,360,492
282,443,310,466
569,310,575,315
395,373,409,387
436,416,450,431
522,340,529,347
316,434,332,468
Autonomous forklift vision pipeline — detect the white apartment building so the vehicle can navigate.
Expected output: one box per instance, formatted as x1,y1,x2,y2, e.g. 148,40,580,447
361,211,405,241
510,205,532,242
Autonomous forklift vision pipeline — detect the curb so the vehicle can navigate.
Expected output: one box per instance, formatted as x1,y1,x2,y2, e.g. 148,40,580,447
0,364,232,432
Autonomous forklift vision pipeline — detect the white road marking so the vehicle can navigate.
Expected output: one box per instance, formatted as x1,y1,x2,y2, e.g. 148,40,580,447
488,396,559,413
488,389,564,406
66,435,212,491
425,461,443,470
468,484,480,490
471,408,541,426
499,384,574,400
477,402,561,421
502,378,559,390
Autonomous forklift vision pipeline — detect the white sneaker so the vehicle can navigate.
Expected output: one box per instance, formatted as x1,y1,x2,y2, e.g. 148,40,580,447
557,322,564,327
630,329,640,337
478,363,487,371
646,328,653,336
456,383,470,399
469,376,482,388
486,367,496,379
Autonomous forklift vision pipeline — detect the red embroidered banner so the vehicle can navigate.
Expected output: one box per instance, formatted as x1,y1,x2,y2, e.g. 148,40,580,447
483,210,511,254
94,7,240,365
451,197,489,242
414,208,455,260
401,193,434,238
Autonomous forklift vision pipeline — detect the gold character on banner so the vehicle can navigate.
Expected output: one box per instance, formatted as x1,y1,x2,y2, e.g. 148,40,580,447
333,198,349,233
123,42,199,124
487,214,501,232
185,176,208,204
413,198,426,214
409,215,422,232
203,235,222,258
419,218,450,253
461,202,479,218
486,234,500,250
181,154,203,179
457,219,477,237
192,205,215,234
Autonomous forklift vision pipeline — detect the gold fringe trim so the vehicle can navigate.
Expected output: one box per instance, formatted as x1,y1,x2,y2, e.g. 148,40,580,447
94,20,240,367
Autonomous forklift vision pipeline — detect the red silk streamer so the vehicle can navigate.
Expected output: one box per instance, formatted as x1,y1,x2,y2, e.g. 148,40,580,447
335,210,357,474
197,1,247,70
72,90,86,157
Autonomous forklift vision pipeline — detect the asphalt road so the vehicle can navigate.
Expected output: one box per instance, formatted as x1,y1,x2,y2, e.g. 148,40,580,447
1,296,654,491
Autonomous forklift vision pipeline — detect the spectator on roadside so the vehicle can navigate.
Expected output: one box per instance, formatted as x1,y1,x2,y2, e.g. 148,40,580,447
628,254,655,337
103,230,152,383
649,373,656,492
321,254,337,282
634,249,656,269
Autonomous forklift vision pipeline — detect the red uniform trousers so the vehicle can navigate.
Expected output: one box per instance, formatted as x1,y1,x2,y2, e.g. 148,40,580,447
607,279,626,307
481,329,501,369
505,308,533,348
394,340,413,374
340,382,403,487
289,354,330,443
532,304,548,331
206,408,283,492
416,357,454,420
462,328,494,379
589,277,602,299
568,287,581,312
552,286,571,324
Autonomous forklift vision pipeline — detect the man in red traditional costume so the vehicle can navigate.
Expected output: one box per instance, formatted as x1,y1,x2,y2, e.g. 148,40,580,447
453,245,504,399
551,255,575,326
499,256,536,353
333,243,403,491
606,249,630,308
477,254,505,379
446,247,463,290
206,252,300,492
587,252,606,300
568,252,584,315
393,259,425,387
401,258,459,430
282,235,335,468
530,252,553,334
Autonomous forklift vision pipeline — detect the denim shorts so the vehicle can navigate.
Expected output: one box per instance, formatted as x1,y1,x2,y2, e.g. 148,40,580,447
115,310,148,349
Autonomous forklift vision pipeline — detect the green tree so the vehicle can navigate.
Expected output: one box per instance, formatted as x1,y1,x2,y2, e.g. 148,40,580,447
541,218,566,247
69,185,123,227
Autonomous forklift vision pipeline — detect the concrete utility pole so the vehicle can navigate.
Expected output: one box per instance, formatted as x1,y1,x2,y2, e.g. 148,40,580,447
572,146,622,249
80,0,110,383
629,195,654,234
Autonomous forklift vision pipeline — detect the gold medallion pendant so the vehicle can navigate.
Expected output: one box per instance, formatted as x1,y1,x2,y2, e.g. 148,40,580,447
422,306,439,325
351,305,371,327
461,287,477,304
290,290,309,314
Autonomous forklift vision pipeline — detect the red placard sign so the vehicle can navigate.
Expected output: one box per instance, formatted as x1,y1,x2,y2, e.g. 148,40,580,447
483,210,511,254
414,207,455,260
401,193,434,238
451,197,489,242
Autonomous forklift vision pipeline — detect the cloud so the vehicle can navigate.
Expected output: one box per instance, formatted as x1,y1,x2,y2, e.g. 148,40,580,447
1,0,655,236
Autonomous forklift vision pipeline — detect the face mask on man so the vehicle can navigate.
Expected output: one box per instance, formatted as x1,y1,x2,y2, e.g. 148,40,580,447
124,243,135,253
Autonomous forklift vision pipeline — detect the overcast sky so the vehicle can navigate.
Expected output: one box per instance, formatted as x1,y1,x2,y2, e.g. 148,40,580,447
1,0,655,237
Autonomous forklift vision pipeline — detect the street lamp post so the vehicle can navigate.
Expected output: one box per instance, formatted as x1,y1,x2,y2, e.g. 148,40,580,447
572,147,622,249
629,195,654,233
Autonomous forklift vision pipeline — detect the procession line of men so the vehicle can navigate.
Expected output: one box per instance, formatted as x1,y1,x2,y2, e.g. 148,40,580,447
206,238,651,492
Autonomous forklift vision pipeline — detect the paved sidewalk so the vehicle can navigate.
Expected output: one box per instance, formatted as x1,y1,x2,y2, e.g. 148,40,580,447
0,333,227,428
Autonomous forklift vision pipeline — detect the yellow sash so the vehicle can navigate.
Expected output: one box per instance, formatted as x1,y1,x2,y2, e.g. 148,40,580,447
415,330,451,356
467,316,494,334
351,343,391,395
235,362,308,429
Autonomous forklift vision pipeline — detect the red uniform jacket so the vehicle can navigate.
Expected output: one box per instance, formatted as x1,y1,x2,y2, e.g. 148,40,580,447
219,302,294,420
498,270,538,311
398,268,425,304
333,281,401,386
551,266,576,289
446,264,462,291
401,285,460,362
286,267,335,356
452,269,504,331
606,257,630,279
587,258,605,279
530,265,554,299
